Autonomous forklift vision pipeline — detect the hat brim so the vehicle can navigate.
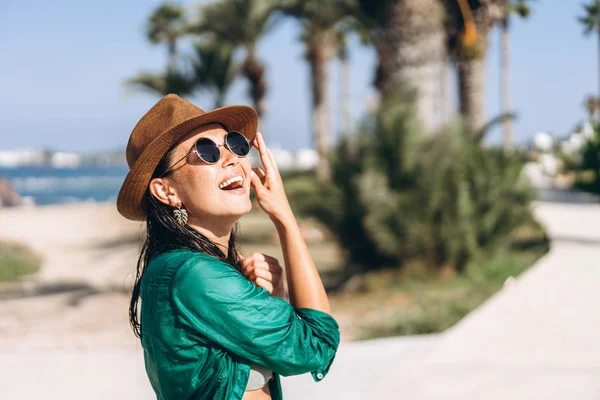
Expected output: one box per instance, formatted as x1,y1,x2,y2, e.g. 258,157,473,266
117,105,257,221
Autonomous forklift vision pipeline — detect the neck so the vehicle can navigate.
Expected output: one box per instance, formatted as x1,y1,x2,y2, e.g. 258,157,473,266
188,217,236,257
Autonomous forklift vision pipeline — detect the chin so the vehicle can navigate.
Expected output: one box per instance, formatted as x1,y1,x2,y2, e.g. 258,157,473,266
228,198,252,218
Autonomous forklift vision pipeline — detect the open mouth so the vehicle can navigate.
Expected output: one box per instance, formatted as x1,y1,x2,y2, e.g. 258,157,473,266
218,175,244,191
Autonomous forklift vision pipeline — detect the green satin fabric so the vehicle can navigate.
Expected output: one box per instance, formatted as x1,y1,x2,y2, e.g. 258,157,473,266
139,249,340,400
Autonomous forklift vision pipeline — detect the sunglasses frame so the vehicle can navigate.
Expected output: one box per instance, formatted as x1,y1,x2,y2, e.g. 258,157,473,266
161,131,251,177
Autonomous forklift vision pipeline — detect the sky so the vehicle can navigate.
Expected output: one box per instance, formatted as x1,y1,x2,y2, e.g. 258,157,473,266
0,0,597,153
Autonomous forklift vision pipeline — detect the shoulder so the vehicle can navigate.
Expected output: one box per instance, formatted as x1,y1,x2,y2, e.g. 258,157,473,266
170,251,248,293
170,252,269,306
142,249,234,287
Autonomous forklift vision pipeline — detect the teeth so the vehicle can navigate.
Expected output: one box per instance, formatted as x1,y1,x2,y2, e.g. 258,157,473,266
219,175,243,189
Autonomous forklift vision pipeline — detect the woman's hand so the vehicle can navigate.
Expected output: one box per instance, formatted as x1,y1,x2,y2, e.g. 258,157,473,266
240,252,286,298
249,132,294,224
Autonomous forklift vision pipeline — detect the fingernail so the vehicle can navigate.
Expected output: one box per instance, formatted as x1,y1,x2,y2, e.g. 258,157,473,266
251,171,255,177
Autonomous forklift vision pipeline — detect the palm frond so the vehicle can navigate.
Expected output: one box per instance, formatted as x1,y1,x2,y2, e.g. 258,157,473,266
190,39,240,107
475,112,518,143
125,69,196,97
579,2,600,35
146,2,185,44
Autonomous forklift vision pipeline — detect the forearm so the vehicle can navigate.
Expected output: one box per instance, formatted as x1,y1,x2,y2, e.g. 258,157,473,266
273,212,331,314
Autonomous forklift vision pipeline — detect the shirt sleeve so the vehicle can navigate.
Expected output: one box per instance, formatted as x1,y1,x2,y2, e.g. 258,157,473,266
170,253,340,381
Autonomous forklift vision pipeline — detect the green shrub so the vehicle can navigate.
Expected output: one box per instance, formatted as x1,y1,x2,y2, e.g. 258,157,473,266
0,241,42,282
287,87,537,274
570,121,600,193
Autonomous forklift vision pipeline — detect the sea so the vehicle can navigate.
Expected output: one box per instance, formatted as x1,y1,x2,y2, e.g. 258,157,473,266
0,165,129,206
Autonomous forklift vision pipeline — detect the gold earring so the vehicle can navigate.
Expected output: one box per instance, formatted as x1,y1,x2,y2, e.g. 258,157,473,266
173,200,188,226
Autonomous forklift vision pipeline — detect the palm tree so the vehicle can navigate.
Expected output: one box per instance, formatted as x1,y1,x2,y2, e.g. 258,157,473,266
500,0,532,151
188,0,280,119
190,39,240,108
127,38,239,106
389,0,447,133
354,1,394,92
146,2,186,72
579,1,600,119
303,23,338,181
443,0,504,133
584,95,600,119
337,28,352,137
279,0,354,181
355,1,448,133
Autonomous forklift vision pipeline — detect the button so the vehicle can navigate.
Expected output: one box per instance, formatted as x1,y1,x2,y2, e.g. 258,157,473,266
316,373,324,380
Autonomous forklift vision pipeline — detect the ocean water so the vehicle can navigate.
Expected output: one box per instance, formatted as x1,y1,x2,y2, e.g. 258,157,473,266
0,165,128,206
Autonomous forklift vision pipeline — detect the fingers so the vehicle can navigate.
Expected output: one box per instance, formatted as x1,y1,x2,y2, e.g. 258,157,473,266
245,264,277,282
241,252,281,267
252,167,266,182
249,170,264,193
240,252,284,295
267,148,279,172
242,259,283,278
254,277,273,294
241,253,283,279
254,132,277,179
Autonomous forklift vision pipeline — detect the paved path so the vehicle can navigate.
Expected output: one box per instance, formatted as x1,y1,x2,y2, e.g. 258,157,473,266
2,199,599,399
367,200,600,400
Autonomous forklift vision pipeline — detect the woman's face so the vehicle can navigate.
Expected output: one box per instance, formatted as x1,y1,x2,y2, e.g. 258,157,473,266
154,123,253,224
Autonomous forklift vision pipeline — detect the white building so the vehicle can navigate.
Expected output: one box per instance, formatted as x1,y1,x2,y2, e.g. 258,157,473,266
51,152,81,168
295,149,319,170
0,149,45,167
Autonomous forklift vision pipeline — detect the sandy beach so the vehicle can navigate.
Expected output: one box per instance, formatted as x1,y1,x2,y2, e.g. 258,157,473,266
0,202,144,350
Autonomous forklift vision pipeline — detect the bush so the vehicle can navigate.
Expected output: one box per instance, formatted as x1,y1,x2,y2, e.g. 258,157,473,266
287,87,537,274
570,121,600,193
0,241,42,282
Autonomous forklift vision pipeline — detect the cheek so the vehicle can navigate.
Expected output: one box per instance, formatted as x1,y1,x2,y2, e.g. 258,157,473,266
240,158,252,175
177,168,216,205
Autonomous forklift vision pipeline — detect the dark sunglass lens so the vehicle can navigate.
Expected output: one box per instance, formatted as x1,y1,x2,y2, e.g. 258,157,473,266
226,131,250,156
195,138,220,163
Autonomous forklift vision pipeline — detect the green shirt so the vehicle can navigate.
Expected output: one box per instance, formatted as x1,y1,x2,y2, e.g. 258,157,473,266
140,249,340,400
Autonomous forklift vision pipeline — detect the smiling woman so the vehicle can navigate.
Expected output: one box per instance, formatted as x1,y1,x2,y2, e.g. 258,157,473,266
117,94,339,400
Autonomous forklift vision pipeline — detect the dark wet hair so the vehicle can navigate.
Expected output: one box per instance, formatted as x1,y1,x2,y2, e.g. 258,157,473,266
128,133,243,338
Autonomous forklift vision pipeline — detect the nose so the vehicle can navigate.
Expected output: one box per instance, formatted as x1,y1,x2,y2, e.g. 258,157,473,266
219,144,238,168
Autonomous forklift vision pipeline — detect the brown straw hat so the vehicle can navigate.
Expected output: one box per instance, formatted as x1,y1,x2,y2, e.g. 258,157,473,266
117,94,258,221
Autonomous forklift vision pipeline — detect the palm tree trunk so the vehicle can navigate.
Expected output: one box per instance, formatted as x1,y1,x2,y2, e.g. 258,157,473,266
373,35,392,92
439,57,450,125
458,56,486,134
387,0,446,133
339,44,352,137
214,91,226,108
597,22,600,119
308,34,332,181
168,38,177,72
243,49,267,119
501,16,512,150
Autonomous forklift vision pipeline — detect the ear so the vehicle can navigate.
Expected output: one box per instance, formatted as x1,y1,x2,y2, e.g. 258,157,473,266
149,177,178,206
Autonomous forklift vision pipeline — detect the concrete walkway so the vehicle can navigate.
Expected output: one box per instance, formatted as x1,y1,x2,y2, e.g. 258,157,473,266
2,199,599,399
390,201,600,399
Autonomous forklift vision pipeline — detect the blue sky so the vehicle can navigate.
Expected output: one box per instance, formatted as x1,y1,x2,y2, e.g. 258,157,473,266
0,0,597,153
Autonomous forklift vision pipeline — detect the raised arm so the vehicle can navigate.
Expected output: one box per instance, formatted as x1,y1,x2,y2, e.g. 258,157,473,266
249,132,331,314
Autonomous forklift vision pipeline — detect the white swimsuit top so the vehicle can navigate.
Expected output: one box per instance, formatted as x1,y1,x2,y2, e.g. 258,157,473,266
245,363,273,391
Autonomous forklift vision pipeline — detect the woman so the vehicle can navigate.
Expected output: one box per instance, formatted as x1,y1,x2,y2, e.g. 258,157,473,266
117,94,339,400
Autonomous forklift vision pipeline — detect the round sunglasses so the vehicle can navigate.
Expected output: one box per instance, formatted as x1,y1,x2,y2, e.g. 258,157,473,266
162,131,251,176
